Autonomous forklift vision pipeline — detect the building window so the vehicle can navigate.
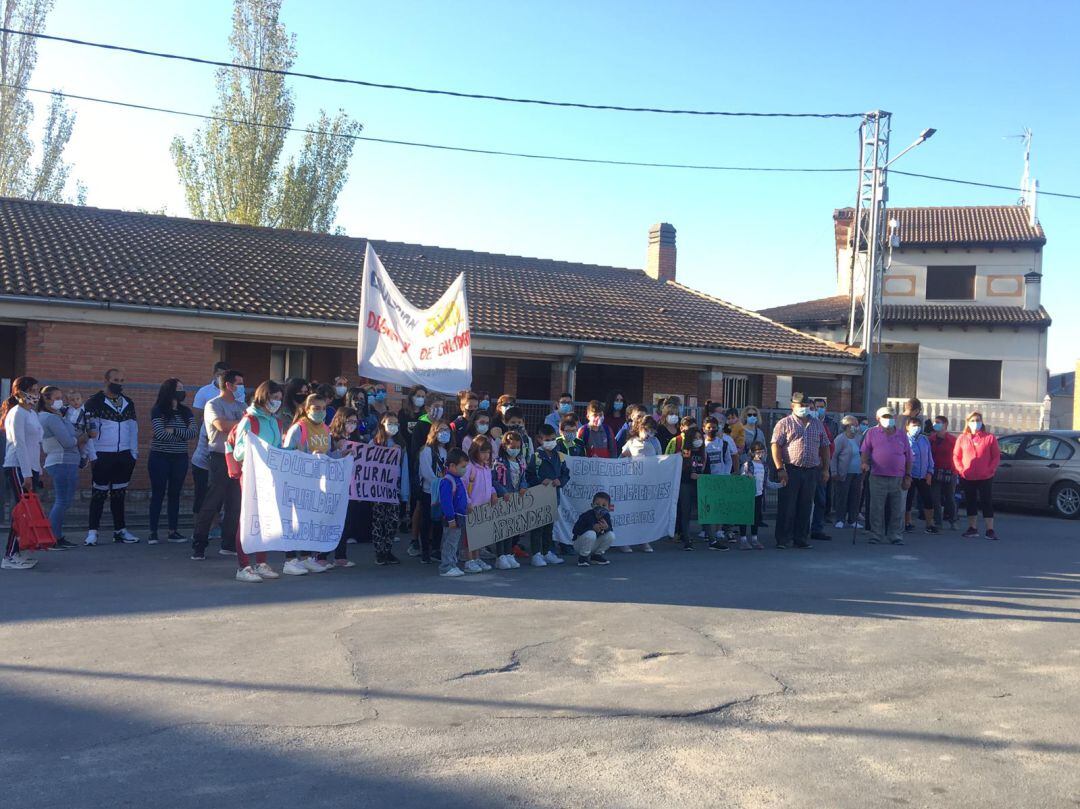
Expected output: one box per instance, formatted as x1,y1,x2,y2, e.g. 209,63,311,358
926,266,976,300
723,375,750,410
948,359,1001,400
270,346,308,381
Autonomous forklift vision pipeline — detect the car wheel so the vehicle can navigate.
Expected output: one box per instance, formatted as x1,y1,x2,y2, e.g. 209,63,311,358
1050,481,1080,519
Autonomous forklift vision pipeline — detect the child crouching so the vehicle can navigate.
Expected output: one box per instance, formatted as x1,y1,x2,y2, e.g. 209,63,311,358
572,491,615,567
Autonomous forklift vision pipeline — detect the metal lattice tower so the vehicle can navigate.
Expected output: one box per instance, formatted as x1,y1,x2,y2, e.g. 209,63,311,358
846,110,892,350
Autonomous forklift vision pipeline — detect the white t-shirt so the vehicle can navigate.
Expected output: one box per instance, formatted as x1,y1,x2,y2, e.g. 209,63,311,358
705,435,738,475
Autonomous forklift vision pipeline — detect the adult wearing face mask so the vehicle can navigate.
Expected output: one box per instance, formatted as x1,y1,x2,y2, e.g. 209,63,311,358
36,385,83,548
191,362,230,520
657,404,681,450
280,377,311,427
545,393,575,431
953,411,1001,540
3,377,44,569
860,406,913,546
190,370,246,561
770,393,831,550
331,376,349,410
83,368,140,546
829,415,864,530
928,416,958,530
147,378,198,544
740,407,766,455
605,392,628,435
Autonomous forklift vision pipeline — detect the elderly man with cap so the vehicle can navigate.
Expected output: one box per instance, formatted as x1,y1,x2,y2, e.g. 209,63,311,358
860,405,913,545
770,392,831,549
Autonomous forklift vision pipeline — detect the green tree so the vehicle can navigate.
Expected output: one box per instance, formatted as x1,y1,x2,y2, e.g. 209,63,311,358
171,0,360,232
0,0,81,202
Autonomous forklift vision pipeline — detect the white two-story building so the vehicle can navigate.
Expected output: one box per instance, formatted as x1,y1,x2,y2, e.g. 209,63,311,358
761,204,1052,431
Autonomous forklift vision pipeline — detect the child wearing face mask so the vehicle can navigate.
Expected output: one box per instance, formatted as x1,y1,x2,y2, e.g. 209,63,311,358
558,416,586,457
737,442,778,550
572,491,616,567
527,424,570,566
417,419,450,565
701,416,739,548
577,400,617,458
450,390,478,447
677,427,710,550
904,415,938,534
501,407,535,463
614,404,642,452
408,394,444,556
491,432,528,570
370,413,410,566
283,394,334,571
462,411,495,455
621,416,660,458
327,407,362,567
463,436,498,573
437,448,471,577
724,409,745,451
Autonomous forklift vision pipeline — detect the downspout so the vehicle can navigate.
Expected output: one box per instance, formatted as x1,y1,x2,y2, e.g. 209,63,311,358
566,345,585,399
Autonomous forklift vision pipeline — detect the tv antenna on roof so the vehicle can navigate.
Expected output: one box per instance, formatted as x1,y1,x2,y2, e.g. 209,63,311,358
1004,127,1033,206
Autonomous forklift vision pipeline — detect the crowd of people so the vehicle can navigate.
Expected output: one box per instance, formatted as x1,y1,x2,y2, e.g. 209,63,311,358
2,365,1002,578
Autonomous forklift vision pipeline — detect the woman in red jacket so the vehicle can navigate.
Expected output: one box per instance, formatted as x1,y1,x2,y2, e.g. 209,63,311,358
952,411,1001,540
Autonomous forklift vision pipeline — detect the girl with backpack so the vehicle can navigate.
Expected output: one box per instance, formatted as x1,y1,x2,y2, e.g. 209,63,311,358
677,427,710,551
371,411,410,566
492,431,528,571
328,407,362,567
281,393,333,573
417,419,450,565
229,381,287,581
462,435,498,574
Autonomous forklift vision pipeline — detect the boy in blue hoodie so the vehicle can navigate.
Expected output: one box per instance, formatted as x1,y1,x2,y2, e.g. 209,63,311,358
438,448,471,577
572,491,615,567
527,424,571,566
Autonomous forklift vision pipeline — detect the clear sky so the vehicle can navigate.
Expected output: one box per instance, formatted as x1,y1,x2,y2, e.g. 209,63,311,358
25,0,1080,373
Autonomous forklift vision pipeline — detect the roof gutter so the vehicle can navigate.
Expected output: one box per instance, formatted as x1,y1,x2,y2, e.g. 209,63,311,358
0,293,864,366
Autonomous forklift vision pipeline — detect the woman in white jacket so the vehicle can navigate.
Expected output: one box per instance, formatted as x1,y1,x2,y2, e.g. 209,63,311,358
3,376,44,570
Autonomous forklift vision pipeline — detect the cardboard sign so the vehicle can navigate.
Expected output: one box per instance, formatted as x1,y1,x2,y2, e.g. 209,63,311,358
466,484,558,551
342,440,402,503
696,474,756,525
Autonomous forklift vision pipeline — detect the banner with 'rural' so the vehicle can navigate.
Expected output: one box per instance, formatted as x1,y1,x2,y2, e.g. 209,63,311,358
239,435,352,554
340,440,403,504
356,243,472,394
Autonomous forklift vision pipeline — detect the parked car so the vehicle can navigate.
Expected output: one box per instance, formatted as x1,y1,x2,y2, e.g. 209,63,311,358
993,431,1080,519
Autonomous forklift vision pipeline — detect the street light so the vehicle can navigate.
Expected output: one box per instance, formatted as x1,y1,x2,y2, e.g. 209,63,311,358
887,128,937,168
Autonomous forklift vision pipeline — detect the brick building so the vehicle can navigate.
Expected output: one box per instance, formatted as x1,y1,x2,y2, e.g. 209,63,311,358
0,198,862,493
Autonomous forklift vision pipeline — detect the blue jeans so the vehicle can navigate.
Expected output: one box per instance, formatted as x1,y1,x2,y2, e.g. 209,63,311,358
149,451,189,533
46,462,79,540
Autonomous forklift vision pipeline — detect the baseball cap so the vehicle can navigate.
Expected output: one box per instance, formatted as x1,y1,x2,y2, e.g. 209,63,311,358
791,392,811,406
875,406,895,419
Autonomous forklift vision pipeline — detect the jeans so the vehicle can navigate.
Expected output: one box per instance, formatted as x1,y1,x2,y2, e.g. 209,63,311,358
833,472,862,524
931,472,957,524
439,523,463,574
776,465,817,546
148,451,189,533
868,474,904,543
45,462,79,540
192,453,240,554
574,530,614,557
191,464,209,515
810,481,827,532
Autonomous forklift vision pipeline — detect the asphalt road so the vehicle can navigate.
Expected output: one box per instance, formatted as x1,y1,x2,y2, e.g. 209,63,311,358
1,514,1078,808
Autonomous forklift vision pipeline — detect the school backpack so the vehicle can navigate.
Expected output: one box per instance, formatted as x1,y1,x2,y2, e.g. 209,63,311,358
225,414,260,480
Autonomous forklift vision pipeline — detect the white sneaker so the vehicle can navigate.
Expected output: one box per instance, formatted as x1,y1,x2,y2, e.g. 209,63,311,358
407,540,421,557
253,563,279,579
477,558,492,571
543,551,564,565
641,543,654,553
495,554,513,570
218,548,237,556
2,554,37,570
463,559,483,574
282,558,309,576
531,553,548,567
114,528,140,544
856,521,866,529
620,545,633,553
440,566,466,577
697,529,708,539
84,529,98,546
834,520,845,529
507,555,521,569
302,557,330,573
235,565,263,583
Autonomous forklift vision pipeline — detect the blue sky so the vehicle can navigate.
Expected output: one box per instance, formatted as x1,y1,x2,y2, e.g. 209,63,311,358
28,0,1080,372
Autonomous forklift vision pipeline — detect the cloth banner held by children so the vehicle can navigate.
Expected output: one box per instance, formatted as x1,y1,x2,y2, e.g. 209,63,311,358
697,474,756,526
466,484,558,551
357,243,472,394
554,454,682,547
341,440,402,504
239,435,351,554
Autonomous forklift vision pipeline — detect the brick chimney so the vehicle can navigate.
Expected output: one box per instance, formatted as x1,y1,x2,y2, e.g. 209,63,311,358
1024,271,1042,309
646,223,676,283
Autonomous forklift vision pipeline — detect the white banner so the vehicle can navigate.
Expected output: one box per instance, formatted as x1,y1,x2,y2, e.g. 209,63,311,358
357,243,472,394
554,454,682,547
239,436,351,554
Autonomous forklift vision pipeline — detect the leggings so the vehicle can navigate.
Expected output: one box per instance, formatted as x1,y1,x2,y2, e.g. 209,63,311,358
372,501,398,554
148,451,189,533
905,477,933,514
961,478,994,519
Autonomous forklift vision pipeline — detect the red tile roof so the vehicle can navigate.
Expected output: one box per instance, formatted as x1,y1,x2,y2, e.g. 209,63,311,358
760,295,1052,328
0,197,859,361
834,205,1045,249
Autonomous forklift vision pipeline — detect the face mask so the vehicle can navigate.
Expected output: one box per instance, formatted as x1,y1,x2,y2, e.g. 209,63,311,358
542,440,557,451
860,424,869,434
562,431,576,442
50,398,64,411
430,406,444,420
25,394,40,407
234,385,246,403
969,421,983,432
880,417,895,429
375,391,387,402
335,385,347,397
808,410,819,419
646,431,656,439
817,407,827,416
175,391,187,403
267,399,282,413
907,425,921,437
692,438,704,449
294,392,307,404
506,447,521,458
477,423,489,434
613,401,624,411
845,425,856,434
386,424,399,437
367,394,376,403
559,403,572,414
479,399,490,410
793,406,809,417
306,410,325,424
107,382,123,395
411,395,426,408
933,422,945,432
746,416,758,425
437,431,451,444
666,415,679,425
752,453,766,462
346,421,358,434
454,465,468,477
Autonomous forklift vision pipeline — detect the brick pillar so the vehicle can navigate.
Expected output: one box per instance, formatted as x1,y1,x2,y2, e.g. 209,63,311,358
761,374,778,409
501,358,518,397
697,367,724,406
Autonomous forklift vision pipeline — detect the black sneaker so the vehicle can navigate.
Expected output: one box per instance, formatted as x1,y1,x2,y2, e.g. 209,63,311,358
775,543,791,549
758,521,769,528
903,524,915,533
385,552,402,565
55,538,79,549
589,553,610,566
683,542,694,551
890,538,905,545
794,542,812,549
167,531,187,542
707,539,730,552
374,551,388,566
420,555,432,565
190,552,206,561
810,531,832,541
577,556,590,567
924,525,940,534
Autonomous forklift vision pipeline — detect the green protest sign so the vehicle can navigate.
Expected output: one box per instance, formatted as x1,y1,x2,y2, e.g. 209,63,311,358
696,475,755,525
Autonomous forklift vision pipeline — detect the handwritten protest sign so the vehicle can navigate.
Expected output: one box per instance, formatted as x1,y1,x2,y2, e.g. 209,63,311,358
341,441,402,503
239,435,351,553
466,484,557,551
696,475,755,526
554,454,681,546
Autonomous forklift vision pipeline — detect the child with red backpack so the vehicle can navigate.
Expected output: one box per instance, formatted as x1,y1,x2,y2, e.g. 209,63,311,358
281,393,333,573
